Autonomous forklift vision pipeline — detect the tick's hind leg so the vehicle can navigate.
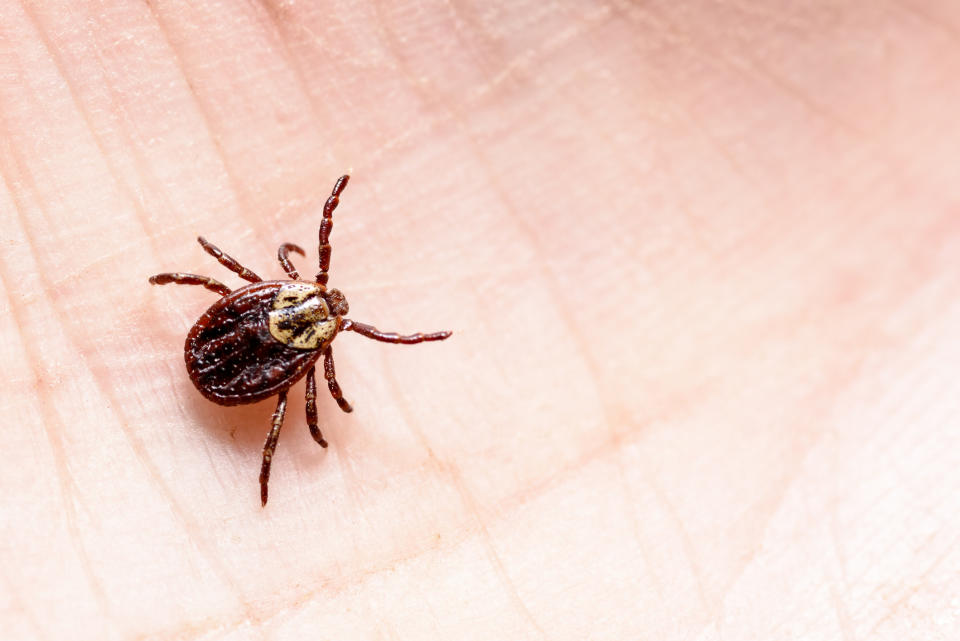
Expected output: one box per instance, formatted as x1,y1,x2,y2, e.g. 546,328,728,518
324,347,353,413
341,320,452,344
148,273,231,297
197,236,262,283
277,243,306,280
259,392,288,506
304,366,329,447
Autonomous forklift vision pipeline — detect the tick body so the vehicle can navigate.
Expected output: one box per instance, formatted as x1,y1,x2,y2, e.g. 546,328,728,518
149,175,451,505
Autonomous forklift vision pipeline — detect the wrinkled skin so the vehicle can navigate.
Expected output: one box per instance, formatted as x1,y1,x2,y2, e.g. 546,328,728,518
1,2,958,639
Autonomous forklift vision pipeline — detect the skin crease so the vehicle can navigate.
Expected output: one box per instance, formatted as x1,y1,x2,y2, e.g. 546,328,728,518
0,0,958,639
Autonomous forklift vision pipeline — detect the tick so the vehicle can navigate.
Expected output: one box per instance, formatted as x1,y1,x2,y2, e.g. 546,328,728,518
149,175,452,505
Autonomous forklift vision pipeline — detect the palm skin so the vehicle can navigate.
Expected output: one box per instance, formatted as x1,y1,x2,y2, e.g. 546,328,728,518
1,1,958,639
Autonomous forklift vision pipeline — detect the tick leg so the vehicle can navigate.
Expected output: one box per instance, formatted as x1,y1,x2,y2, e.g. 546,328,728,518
323,346,353,413
148,272,231,296
197,236,262,283
259,392,288,506
305,366,329,446
315,174,350,286
342,319,452,345
277,243,306,280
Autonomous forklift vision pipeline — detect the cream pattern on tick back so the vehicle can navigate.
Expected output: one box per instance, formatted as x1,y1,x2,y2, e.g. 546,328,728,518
268,282,340,349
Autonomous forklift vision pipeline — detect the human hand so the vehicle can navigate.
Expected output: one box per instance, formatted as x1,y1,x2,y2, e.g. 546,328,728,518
2,2,958,639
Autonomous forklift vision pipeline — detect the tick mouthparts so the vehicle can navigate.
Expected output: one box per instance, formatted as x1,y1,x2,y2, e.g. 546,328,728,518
324,288,349,316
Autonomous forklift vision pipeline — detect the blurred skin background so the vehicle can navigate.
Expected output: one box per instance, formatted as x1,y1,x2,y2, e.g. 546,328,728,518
1,1,958,639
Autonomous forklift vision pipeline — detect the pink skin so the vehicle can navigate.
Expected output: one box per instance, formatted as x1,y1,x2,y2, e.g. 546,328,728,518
1,1,958,639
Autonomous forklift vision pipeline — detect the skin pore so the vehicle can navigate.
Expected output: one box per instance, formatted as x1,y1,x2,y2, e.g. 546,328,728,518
0,1,958,639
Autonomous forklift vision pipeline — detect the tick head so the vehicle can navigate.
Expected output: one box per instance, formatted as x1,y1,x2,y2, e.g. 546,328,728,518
325,288,349,316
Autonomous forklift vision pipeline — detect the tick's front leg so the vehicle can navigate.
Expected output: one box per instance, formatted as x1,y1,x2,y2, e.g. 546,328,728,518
341,319,452,344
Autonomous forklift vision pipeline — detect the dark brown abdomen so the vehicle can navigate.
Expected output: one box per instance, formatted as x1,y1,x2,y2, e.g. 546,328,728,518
185,281,322,406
